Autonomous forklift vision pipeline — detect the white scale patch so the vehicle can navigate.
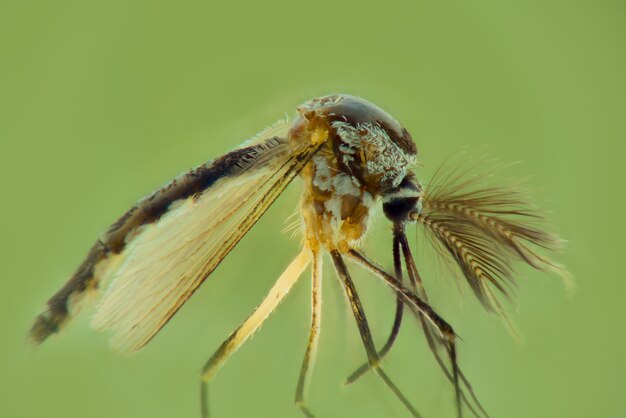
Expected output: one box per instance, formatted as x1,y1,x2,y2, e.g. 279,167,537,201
333,173,360,197
324,196,343,221
299,95,343,113
332,121,415,188
313,156,362,199
312,155,332,191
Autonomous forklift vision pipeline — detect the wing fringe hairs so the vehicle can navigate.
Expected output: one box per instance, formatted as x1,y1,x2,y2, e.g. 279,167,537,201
413,161,573,318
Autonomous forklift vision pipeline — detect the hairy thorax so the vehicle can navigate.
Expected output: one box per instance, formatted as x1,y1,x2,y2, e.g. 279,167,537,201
289,95,417,252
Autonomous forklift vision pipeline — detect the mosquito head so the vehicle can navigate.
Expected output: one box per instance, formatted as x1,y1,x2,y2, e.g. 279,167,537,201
381,172,423,224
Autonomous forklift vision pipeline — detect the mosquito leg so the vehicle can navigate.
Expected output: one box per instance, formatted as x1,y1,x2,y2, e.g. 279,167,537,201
295,249,323,418
346,249,463,418
330,250,423,418
399,232,489,418
347,249,454,341
199,249,311,418
399,233,459,388
345,231,406,384
397,232,422,295
400,231,481,417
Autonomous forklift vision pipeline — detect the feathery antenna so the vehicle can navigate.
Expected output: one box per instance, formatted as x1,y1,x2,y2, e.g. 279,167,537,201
413,159,573,319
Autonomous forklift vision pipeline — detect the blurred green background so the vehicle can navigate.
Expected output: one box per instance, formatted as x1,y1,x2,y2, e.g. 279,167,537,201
1,1,624,417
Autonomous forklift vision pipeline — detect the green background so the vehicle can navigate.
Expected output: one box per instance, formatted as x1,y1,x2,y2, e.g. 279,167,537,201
1,1,624,417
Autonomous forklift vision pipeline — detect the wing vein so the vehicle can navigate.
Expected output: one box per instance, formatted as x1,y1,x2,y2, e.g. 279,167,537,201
91,133,324,353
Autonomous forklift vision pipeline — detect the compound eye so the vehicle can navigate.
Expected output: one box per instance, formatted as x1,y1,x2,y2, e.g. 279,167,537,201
383,196,421,224
381,175,422,223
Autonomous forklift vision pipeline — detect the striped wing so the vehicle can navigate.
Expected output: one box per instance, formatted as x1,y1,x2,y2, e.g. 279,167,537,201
31,120,323,353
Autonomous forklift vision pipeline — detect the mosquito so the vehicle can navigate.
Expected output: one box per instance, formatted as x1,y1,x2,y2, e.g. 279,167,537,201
30,94,569,418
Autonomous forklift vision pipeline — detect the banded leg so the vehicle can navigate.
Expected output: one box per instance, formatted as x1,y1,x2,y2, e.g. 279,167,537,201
345,230,407,384
346,249,463,418
295,249,323,418
330,250,423,418
200,249,311,418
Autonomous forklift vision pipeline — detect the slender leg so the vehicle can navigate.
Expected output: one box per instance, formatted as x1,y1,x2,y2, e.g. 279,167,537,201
295,249,323,418
346,249,463,418
200,249,311,418
330,250,423,418
397,232,423,296
347,249,455,343
400,233,489,418
345,231,406,384
347,229,485,416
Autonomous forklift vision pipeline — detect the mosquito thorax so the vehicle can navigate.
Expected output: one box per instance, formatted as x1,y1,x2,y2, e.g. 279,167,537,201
291,94,420,250
289,94,418,196
381,173,423,224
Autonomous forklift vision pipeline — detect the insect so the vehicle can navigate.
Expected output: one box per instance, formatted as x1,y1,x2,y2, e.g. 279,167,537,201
30,94,569,418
